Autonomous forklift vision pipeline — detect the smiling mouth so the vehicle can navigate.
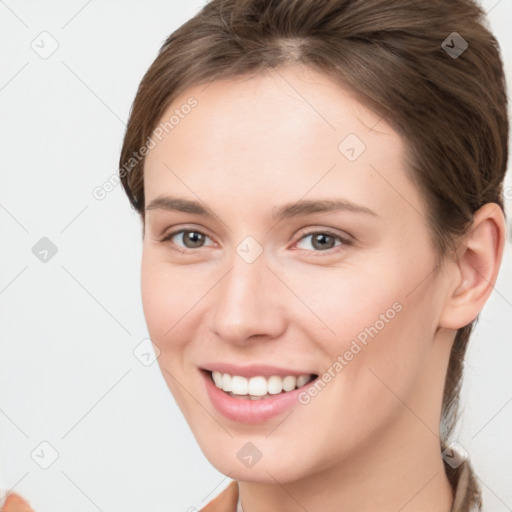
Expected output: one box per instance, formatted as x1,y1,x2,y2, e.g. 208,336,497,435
206,370,318,400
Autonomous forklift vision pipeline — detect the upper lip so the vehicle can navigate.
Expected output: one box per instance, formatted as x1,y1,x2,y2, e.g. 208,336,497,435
201,363,317,378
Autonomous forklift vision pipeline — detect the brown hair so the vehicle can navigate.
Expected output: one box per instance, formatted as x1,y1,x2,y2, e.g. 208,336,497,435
119,0,509,509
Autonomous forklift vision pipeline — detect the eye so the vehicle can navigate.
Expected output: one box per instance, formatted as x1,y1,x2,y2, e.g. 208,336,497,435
294,230,352,253
161,229,215,253
160,228,352,255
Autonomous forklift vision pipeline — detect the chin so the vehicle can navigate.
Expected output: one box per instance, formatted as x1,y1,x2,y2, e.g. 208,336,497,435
194,434,314,484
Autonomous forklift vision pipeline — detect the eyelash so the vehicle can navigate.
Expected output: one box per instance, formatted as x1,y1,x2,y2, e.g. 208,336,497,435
160,228,353,256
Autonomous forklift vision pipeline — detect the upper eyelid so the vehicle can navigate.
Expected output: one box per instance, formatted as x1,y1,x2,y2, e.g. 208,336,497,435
295,227,351,240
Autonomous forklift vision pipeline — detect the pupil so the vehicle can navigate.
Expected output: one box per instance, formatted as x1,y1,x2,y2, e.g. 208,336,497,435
185,231,204,248
313,233,334,250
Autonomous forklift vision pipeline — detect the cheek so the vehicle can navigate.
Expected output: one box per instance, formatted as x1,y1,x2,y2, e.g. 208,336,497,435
323,278,437,428
140,258,169,341
287,264,404,351
307,256,437,403
140,252,196,344
141,254,202,414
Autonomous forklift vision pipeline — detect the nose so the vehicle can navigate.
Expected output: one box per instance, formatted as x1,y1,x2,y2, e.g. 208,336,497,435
208,250,287,345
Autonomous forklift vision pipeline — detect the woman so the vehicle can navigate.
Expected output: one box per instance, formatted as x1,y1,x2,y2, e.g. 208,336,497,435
4,0,508,510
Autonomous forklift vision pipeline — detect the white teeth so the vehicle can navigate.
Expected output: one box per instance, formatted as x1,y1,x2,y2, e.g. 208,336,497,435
222,373,232,392
212,371,223,388
211,371,314,398
282,375,296,392
248,376,268,396
231,375,248,395
296,375,309,388
267,375,283,395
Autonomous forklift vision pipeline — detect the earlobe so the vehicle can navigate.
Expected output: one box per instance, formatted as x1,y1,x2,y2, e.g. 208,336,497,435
439,203,506,330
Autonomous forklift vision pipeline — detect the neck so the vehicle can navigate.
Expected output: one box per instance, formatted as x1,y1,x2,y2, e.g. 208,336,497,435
238,421,454,512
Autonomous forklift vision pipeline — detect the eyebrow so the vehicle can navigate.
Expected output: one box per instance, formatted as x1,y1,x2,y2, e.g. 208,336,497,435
145,196,378,220
272,198,378,221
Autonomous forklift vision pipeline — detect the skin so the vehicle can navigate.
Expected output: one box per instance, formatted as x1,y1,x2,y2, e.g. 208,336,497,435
141,64,505,512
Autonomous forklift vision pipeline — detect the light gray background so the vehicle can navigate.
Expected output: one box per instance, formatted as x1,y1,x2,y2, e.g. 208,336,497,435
0,1,511,511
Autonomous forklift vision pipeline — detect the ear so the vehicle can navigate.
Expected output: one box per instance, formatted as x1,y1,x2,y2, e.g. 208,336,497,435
439,203,506,330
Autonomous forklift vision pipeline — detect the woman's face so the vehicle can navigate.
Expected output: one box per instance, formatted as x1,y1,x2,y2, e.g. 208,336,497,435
141,64,454,483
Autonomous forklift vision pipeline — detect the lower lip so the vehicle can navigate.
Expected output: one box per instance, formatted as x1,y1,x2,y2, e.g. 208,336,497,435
201,370,315,424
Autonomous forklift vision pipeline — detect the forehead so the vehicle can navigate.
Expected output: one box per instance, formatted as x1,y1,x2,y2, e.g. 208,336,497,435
153,64,398,148
143,64,421,222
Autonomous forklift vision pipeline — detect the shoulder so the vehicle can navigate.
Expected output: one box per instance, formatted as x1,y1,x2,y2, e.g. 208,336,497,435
2,493,36,512
200,481,239,512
